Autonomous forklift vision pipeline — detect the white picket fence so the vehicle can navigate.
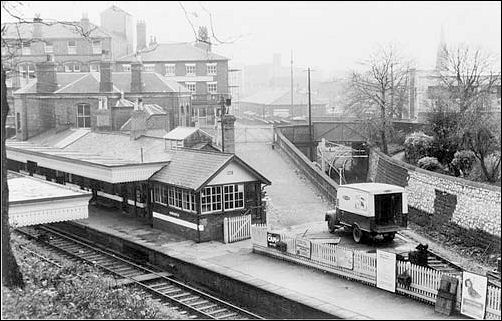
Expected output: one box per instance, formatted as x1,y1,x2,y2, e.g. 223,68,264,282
251,225,502,319
223,215,252,243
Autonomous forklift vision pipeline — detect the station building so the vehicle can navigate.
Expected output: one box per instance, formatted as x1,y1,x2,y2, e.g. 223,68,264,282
6,129,270,242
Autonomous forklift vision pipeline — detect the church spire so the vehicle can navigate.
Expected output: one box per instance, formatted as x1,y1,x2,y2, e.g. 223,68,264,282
435,24,448,70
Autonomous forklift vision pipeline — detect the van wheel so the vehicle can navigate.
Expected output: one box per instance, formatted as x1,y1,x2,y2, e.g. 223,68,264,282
353,225,363,243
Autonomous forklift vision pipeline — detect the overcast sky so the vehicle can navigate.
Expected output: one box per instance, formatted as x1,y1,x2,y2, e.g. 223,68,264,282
3,1,501,78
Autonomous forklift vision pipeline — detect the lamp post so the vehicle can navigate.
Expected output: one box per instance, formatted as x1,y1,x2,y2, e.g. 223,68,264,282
220,95,226,152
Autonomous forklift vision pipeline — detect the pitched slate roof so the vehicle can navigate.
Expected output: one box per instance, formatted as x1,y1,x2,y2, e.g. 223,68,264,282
240,89,327,106
2,21,110,40
117,42,228,62
119,104,166,130
150,148,271,191
14,72,189,94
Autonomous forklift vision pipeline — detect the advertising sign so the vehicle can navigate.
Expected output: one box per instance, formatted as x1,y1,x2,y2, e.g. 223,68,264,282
376,250,396,293
461,271,487,319
267,232,281,248
335,247,354,270
295,238,311,258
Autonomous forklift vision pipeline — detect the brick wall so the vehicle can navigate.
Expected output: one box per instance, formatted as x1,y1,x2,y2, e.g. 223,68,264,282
368,148,501,247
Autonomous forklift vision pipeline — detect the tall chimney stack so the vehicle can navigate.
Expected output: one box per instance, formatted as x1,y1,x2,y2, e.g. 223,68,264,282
136,20,147,51
33,14,43,38
35,54,58,93
131,60,143,93
99,50,113,92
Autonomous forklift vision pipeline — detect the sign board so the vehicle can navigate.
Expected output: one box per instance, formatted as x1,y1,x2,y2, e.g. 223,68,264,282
461,271,487,319
295,238,311,258
267,232,281,248
376,250,396,293
335,247,354,270
309,237,341,245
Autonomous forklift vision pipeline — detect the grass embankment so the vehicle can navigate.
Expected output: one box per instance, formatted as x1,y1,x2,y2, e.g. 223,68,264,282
2,233,184,319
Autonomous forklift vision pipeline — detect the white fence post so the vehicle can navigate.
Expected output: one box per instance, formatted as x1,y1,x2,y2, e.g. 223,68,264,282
223,217,229,244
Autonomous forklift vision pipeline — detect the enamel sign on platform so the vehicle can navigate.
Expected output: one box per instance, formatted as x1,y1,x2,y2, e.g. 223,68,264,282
376,250,396,293
461,271,487,319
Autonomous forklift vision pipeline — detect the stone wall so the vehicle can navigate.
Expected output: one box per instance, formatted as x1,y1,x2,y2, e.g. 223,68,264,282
368,149,501,245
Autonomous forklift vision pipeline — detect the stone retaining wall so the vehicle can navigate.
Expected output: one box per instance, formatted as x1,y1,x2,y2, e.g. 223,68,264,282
368,149,501,245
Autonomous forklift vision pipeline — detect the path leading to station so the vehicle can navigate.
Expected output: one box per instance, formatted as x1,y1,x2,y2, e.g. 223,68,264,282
235,142,332,230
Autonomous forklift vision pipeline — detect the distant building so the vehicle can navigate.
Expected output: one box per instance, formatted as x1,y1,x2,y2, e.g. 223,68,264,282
12,56,191,141
239,88,328,119
116,40,230,126
100,5,134,60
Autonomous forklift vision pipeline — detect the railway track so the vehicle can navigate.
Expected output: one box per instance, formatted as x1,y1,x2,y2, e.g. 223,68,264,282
15,225,264,320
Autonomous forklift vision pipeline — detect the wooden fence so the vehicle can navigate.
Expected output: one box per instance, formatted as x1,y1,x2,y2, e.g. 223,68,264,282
251,225,501,319
223,215,252,243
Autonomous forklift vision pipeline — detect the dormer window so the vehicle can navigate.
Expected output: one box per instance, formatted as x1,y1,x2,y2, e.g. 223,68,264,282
185,63,196,76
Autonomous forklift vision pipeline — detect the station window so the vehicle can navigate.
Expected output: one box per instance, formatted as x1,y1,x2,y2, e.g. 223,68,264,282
201,186,222,213
164,186,195,212
223,184,244,210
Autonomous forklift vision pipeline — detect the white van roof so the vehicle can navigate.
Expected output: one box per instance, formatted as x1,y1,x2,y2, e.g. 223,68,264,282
338,183,405,195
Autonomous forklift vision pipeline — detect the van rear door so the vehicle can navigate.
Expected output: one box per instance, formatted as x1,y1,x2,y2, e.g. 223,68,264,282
374,193,402,225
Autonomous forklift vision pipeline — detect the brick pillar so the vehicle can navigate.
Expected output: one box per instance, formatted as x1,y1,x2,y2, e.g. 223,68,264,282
222,114,236,154
130,100,147,140
99,60,113,92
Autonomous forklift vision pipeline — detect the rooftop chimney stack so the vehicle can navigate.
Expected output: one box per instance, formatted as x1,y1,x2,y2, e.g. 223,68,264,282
33,14,43,38
99,50,113,92
80,12,90,33
35,54,58,93
131,60,143,93
136,20,147,51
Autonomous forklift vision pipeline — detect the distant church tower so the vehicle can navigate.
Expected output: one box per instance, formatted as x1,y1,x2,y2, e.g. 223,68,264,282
435,25,448,70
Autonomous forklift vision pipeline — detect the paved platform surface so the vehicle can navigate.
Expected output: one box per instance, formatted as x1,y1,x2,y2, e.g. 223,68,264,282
71,141,466,319
72,209,464,319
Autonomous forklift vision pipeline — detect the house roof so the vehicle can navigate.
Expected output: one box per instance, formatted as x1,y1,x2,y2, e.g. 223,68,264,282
163,126,210,140
119,104,166,130
149,148,271,191
240,89,327,106
1,21,111,40
14,71,189,95
117,42,228,62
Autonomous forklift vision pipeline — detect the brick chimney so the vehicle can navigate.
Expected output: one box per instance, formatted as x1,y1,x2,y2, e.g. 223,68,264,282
94,97,112,131
35,54,58,93
99,51,113,92
130,98,148,140
33,14,43,38
136,20,146,51
131,61,143,93
80,13,90,34
222,114,236,154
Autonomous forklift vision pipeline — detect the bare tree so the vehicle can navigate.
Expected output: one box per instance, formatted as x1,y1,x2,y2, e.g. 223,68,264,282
434,44,501,182
1,0,93,288
348,44,411,154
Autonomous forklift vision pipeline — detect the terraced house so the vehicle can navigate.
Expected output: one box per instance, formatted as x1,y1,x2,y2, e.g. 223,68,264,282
115,39,230,126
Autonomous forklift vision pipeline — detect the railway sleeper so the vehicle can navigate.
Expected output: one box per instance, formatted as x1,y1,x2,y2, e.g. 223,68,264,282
198,303,218,311
216,312,238,320
163,288,183,295
177,296,200,303
208,308,229,315
151,284,176,292
170,292,192,299
189,300,210,307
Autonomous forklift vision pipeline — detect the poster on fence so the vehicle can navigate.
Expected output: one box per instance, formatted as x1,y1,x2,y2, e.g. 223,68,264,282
335,247,354,270
295,238,311,258
461,271,487,319
376,250,396,293
267,232,281,248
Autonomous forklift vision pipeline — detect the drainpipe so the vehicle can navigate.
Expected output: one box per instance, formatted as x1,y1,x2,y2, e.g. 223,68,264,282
196,191,201,243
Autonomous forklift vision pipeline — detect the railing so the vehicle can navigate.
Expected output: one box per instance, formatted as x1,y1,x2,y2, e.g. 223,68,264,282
251,225,501,319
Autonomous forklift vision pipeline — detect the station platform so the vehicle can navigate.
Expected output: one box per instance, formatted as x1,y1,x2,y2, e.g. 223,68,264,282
69,205,467,320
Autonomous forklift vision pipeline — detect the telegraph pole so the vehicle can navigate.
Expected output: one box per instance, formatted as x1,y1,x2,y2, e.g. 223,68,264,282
290,49,294,117
308,67,313,161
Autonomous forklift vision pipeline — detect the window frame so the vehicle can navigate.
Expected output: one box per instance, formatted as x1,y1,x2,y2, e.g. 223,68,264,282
21,42,31,55
164,63,176,76
122,64,131,72
67,40,77,54
207,63,217,75
45,41,54,54
92,40,102,55
144,64,155,72
185,82,196,93
76,103,91,128
185,63,196,76
207,81,218,94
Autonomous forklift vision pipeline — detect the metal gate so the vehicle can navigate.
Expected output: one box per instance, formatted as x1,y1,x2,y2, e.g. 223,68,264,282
223,214,252,243
234,125,273,143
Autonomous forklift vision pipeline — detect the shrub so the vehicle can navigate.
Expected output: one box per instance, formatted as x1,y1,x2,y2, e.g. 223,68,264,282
451,150,476,177
417,156,444,172
467,153,502,185
2,235,184,319
404,131,434,165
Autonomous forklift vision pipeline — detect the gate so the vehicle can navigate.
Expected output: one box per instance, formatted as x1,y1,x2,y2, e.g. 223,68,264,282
223,214,252,243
